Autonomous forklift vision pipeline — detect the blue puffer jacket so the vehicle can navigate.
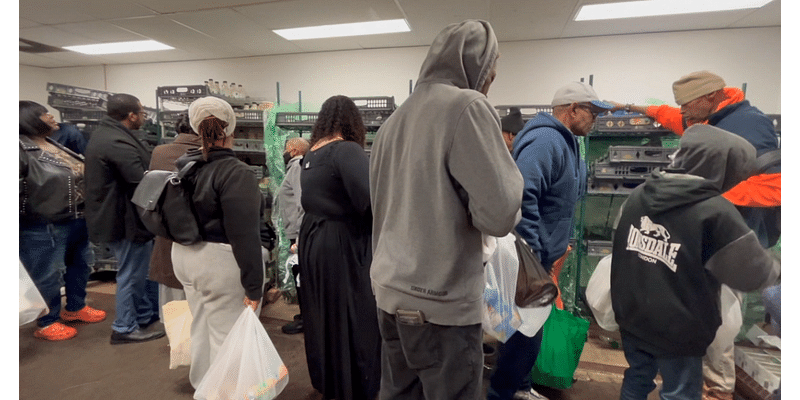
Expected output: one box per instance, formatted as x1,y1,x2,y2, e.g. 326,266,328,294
512,112,586,270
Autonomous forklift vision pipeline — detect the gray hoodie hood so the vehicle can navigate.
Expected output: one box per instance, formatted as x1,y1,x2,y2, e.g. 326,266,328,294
670,124,757,193
416,19,498,91
635,124,757,215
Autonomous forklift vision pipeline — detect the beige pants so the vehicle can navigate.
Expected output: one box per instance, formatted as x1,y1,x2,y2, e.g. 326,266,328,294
172,242,260,388
702,285,743,395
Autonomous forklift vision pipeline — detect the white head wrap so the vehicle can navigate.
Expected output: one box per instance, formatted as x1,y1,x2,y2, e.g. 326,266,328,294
188,96,236,137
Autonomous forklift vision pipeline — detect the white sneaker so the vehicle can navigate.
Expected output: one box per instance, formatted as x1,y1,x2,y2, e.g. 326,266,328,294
512,388,549,400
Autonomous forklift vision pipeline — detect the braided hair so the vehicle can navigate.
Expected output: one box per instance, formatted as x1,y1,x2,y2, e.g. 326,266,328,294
198,117,228,159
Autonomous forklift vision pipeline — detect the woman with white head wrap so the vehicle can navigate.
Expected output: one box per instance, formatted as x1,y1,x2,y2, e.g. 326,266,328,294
171,96,269,388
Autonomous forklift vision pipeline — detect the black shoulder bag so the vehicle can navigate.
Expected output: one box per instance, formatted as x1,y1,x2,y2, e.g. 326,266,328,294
132,161,203,245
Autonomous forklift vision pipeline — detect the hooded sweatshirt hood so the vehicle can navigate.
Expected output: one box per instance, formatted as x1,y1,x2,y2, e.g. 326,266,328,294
637,124,757,215
416,19,498,91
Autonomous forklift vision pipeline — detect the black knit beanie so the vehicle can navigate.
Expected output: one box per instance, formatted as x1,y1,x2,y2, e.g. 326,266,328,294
501,107,524,134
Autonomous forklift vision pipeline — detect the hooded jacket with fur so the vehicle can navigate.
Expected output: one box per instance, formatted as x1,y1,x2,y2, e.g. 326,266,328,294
369,20,524,326
610,125,780,357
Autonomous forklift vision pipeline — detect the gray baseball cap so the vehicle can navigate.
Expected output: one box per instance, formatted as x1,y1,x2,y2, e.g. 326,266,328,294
551,82,614,110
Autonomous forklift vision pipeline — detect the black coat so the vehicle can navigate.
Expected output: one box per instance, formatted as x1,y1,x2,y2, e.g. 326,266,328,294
84,116,153,243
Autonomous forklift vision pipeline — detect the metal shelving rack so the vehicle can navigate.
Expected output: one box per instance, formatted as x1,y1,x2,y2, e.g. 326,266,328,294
155,84,272,182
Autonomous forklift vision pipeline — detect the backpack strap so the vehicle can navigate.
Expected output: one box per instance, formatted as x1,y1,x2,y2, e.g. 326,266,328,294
756,149,780,175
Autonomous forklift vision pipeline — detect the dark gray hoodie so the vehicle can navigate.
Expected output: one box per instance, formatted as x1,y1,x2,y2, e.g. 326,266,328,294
369,20,524,326
611,125,780,357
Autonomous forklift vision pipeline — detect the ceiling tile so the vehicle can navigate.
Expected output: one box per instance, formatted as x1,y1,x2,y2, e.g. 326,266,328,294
168,9,302,55
19,18,41,29
133,0,294,14
19,0,95,25
234,0,402,29
20,25,97,47
56,21,149,43
109,15,251,59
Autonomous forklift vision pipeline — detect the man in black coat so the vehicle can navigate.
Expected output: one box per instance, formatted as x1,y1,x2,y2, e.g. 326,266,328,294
84,93,165,344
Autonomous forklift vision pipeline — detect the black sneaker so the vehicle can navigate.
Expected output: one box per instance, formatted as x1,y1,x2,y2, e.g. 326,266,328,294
110,328,166,345
281,318,303,334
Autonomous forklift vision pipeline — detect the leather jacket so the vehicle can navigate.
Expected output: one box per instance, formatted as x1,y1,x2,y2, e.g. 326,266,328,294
19,134,85,223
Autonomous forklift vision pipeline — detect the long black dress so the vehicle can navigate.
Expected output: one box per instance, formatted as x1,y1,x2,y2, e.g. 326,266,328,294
298,140,381,400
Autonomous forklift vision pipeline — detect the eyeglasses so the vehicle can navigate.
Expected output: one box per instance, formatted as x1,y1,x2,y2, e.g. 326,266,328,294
576,104,599,120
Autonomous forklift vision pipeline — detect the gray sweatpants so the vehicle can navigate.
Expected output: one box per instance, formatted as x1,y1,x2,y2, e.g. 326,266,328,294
172,242,253,388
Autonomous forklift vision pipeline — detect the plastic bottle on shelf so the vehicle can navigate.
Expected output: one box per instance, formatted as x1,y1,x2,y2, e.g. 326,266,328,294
221,81,230,98
238,84,247,99
230,83,240,99
209,79,219,95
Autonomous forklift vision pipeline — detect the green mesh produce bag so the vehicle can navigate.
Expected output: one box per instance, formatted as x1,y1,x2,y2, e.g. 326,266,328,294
529,305,590,389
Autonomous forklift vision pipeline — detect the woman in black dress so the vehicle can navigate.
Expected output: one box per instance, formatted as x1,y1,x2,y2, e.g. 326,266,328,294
298,95,380,399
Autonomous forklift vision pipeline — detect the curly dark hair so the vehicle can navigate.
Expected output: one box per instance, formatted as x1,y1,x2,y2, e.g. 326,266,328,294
310,95,366,148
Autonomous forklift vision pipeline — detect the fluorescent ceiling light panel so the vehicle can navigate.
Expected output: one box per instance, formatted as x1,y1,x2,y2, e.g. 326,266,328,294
64,40,173,55
274,19,410,40
575,0,775,21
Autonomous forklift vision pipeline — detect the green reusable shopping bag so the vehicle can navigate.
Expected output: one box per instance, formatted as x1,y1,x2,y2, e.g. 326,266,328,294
529,304,590,389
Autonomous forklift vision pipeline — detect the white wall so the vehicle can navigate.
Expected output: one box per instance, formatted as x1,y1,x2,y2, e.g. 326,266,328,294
20,26,781,117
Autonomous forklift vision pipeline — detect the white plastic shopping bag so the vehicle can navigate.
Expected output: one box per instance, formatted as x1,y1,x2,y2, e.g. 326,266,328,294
482,234,522,342
194,307,289,400
585,254,618,331
19,260,48,326
163,300,193,369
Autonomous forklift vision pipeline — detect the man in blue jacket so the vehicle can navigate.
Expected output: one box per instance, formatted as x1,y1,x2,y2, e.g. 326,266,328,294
487,82,612,400
488,82,613,400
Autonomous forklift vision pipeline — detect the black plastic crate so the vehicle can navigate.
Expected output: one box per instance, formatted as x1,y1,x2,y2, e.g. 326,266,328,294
157,85,208,99
496,105,553,122
607,146,674,164
47,82,111,101
60,109,106,121
232,138,264,152
159,110,187,122
48,93,106,110
594,113,672,134
586,240,613,257
350,96,395,111
233,109,264,123
592,160,661,181
275,112,318,130
586,179,641,195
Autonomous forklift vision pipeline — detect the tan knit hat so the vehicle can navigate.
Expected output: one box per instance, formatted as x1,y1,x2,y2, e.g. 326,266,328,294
672,71,725,105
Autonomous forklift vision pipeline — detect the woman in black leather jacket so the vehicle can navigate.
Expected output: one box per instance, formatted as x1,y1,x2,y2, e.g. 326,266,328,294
19,101,107,341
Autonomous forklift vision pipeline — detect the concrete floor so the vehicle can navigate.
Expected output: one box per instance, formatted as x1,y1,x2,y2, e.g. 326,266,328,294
19,279,663,400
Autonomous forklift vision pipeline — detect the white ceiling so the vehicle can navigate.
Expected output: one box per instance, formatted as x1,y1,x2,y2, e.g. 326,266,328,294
19,0,781,69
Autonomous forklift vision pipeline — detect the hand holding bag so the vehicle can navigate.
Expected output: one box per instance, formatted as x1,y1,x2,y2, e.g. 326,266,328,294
513,231,559,308
194,307,289,400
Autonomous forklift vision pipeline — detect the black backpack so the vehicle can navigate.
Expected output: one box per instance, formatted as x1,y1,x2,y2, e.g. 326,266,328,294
132,161,203,245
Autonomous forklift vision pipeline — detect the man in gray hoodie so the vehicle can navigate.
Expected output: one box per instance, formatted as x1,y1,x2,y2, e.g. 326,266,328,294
369,20,524,400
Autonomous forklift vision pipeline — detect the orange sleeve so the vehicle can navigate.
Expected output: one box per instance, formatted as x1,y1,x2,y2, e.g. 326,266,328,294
722,173,781,207
646,105,686,135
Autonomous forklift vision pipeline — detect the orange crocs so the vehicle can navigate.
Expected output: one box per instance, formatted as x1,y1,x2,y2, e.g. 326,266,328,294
61,306,107,323
34,322,77,341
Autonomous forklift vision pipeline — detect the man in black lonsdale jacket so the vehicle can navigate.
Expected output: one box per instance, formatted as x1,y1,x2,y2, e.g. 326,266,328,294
610,125,780,400
84,93,165,344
